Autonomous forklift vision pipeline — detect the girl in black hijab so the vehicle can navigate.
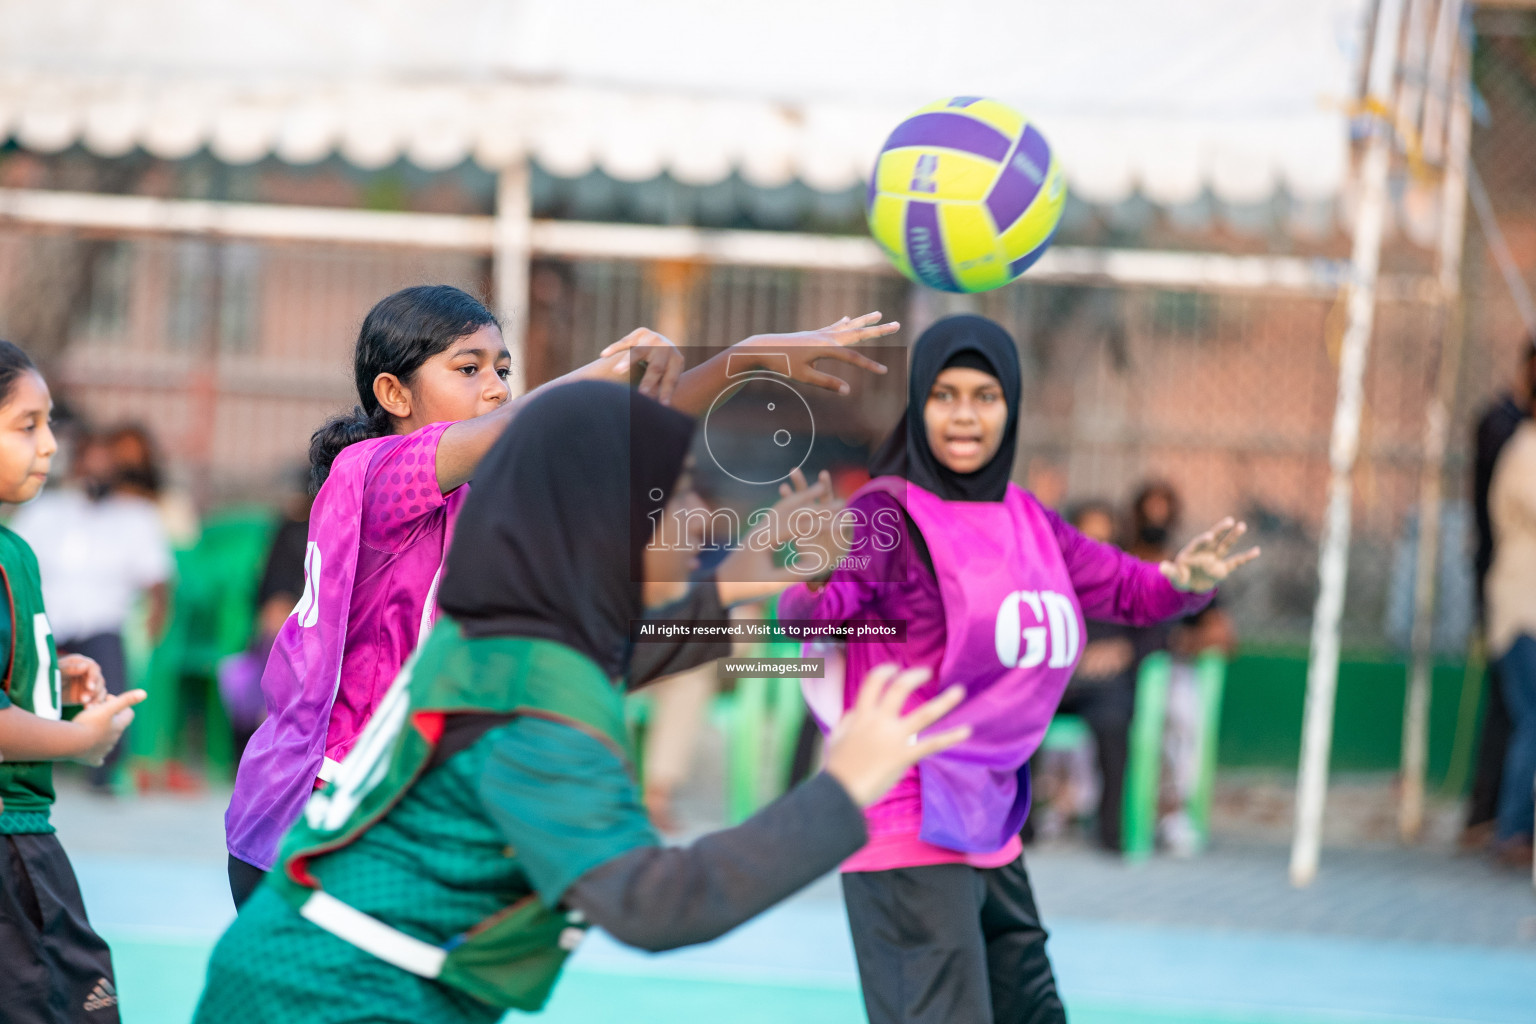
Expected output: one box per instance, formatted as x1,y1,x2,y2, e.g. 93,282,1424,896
782,317,1256,1024
194,381,969,1024
439,379,694,676
870,313,1021,503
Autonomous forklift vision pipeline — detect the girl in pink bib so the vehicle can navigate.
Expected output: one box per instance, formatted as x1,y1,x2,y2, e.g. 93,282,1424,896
781,315,1258,1024
226,285,899,905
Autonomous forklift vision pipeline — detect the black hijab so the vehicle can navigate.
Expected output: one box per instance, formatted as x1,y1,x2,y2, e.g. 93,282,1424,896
870,314,1021,502
438,381,696,678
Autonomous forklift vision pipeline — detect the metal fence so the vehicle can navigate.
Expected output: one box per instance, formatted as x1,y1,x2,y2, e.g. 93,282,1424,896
0,35,1531,655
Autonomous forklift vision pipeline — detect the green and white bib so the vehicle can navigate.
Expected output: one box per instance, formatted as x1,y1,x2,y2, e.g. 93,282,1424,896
0,524,64,833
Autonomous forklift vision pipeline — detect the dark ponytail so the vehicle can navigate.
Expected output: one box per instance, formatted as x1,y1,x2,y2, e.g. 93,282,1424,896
0,341,38,408
309,285,499,492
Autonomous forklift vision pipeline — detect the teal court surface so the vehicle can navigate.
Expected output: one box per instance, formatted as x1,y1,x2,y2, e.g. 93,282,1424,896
53,781,1536,1024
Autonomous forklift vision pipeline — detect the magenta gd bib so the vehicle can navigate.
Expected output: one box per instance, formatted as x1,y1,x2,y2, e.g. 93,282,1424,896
861,477,1083,852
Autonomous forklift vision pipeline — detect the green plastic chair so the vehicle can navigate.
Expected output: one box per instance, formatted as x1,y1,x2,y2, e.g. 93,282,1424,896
1120,649,1228,860
128,507,277,779
723,594,806,823
1185,650,1229,849
1044,650,1228,861
1040,714,1092,752
624,616,805,825
1122,652,1172,862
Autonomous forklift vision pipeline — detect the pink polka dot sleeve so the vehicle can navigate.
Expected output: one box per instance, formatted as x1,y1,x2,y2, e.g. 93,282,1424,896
358,420,454,553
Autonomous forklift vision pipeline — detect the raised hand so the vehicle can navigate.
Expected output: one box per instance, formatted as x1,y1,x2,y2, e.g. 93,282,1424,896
824,664,969,807
734,312,897,395
59,654,106,705
70,689,146,767
715,469,847,605
588,328,686,405
1160,518,1261,593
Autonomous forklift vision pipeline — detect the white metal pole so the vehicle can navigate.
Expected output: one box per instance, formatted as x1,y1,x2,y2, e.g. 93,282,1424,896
493,160,533,396
1290,0,1405,888
1401,13,1471,842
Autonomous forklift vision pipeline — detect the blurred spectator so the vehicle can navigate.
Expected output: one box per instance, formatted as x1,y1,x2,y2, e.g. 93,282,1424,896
10,428,172,793
218,468,313,761
1127,480,1181,564
106,424,200,547
1463,337,1536,851
1025,457,1068,511
1485,363,1536,869
1046,499,1151,852
1127,480,1238,855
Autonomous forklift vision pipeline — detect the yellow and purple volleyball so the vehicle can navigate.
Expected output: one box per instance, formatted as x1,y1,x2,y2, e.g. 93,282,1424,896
867,97,1066,294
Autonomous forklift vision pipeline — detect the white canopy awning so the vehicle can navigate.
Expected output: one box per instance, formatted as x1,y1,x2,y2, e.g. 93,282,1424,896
0,0,1369,204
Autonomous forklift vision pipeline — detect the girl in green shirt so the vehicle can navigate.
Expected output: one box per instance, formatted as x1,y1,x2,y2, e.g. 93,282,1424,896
194,380,968,1022
0,340,149,1024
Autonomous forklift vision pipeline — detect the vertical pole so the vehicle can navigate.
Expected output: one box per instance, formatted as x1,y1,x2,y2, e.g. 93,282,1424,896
1418,0,1461,168
188,239,225,508
493,160,532,396
1290,0,1404,889
1401,10,1471,843
1401,36,1473,840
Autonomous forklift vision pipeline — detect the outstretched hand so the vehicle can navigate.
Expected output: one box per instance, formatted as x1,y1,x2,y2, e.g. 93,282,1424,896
1160,517,1261,593
734,312,897,395
588,328,686,405
824,664,969,807
715,469,846,606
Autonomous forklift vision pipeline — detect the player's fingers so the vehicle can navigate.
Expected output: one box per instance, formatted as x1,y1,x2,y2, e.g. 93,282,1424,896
831,320,901,345
795,470,834,508
1217,520,1248,555
818,346,889,375
600,328,647,357
636,349,668,398
902,684,965,733
797,367,851,395
106,689,148,712
854,663,901,712
656,350,684,406
1208,517,1238,548
774,471,816,508
1223,546,1262,571
910,726,973,761
877,666,933,716
1183,527,1217,558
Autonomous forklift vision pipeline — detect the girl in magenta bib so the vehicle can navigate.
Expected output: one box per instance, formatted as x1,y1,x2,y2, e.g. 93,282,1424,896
225,285,897,905
779,315,1258,1024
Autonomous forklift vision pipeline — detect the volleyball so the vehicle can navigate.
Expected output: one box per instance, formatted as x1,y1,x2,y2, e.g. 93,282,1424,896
867,97,1066,294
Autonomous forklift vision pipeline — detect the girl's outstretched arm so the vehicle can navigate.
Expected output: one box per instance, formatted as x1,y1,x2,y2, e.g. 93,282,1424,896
481,665,965,953
667,313,897,417
436,315,894,492
435,329,683,492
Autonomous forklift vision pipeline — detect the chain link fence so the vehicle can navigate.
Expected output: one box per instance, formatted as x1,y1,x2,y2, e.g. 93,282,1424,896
0,31,1531,656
